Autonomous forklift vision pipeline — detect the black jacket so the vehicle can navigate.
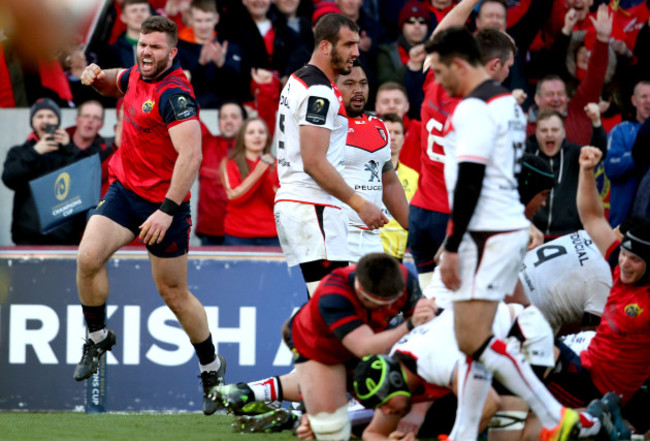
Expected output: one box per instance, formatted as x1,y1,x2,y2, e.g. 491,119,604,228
1,134,109,245
525,125,607,238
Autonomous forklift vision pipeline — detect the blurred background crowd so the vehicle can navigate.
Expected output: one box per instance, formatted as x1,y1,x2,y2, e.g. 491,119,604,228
1,0,649,249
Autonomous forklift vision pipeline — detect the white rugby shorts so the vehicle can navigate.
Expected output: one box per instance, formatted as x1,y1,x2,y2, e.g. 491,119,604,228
560,331,596,355
274,200,350,266
451,228,529,302
347,227,384,263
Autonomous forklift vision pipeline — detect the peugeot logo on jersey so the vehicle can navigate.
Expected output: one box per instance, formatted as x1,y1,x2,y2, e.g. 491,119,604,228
365,160,380,183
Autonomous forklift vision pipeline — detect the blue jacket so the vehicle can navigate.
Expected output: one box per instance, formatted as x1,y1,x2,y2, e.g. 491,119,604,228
605,121,642,227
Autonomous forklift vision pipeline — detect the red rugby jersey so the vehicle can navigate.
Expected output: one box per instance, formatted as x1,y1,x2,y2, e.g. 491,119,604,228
581,241,650,404
109,61,200,203
291,265,421,365
410,73,459,214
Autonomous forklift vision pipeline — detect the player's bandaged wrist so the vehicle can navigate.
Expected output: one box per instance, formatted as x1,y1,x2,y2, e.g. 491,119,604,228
346,193,366,212
160,198,180,216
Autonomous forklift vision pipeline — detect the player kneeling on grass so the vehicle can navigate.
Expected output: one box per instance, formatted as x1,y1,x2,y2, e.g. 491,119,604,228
213,253,436,438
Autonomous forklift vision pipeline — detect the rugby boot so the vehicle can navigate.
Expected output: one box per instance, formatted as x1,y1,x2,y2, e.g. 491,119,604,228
538,407,581,441
200,354,227,415
73,328,117,381
233,409,299,433
601,392,631,440
586,399,618,441
209,382,277,415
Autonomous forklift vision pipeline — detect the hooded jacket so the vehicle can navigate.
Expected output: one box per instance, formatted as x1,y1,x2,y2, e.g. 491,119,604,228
526,125,607,238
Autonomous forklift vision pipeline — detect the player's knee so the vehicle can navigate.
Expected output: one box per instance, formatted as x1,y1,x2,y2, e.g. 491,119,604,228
76,246,104,275
308,405,350,441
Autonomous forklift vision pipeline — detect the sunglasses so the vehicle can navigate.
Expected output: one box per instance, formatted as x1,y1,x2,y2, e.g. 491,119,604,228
405,17,428,25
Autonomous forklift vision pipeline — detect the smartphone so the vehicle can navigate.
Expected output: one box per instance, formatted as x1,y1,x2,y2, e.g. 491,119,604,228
44,124,58,135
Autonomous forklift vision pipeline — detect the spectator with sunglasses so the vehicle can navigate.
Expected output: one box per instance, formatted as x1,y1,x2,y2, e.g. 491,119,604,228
377,1,430,87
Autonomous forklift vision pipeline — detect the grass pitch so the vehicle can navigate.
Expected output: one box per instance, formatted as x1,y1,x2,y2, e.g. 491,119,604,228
0,411,296,441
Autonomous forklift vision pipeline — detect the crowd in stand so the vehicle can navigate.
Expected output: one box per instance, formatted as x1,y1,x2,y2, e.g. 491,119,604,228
2,0,650,247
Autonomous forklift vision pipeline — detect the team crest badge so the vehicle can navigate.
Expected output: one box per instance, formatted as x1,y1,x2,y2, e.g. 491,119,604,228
624,304,644,317
378,128,387,142
142,99,155,113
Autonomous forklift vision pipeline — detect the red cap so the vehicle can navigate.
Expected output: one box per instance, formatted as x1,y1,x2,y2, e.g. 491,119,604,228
398,0,431,29
312,2,342,26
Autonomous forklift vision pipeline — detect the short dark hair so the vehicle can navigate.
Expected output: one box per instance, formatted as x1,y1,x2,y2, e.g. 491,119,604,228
218,101,247,121
475,28,516,66
141,16,178,48
380,113,404,129
355,253,405,299
536,74,565,96
377,81,407,97
313,13,359,48
123,0,150,7
425,26,481,67
537,109,565,125
77,100,105,122
477,0,508,16
190,0,217,14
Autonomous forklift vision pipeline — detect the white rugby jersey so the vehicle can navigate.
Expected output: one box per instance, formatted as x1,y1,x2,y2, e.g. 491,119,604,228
442,81,529,231
519,230,612,333
391,303,554,390
274,64,348,206
342,114,391,227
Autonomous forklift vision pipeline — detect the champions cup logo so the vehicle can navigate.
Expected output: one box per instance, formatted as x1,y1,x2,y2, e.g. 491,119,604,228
142,99,155,113
312,99,325,113
624,304,644,317
54,172,70,201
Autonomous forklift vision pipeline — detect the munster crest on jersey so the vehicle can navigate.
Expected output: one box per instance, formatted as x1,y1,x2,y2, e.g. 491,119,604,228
142,99,155,113
624,303,644,317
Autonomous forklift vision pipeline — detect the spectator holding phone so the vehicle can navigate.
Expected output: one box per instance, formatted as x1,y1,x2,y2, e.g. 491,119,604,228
2,98,87,245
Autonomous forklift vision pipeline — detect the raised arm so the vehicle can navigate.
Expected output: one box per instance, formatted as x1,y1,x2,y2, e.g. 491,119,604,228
431,0,481,39
80,64,127,97
577,146,617,256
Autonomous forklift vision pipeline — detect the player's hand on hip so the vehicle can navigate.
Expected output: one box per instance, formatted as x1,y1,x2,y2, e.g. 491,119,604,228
139,211,173,245
80,64,105,86
440,251,461,291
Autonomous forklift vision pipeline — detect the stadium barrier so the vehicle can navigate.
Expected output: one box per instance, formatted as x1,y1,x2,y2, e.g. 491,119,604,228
0,247,310,412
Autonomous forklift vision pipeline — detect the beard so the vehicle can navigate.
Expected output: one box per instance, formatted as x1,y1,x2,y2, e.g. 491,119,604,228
330,47,351,75
345,95,366,118
138,53,170,80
